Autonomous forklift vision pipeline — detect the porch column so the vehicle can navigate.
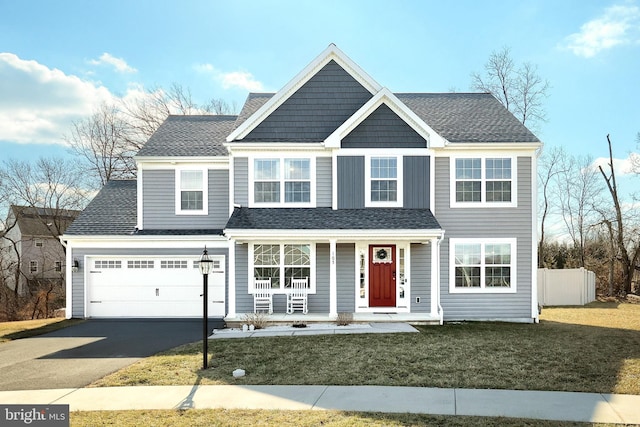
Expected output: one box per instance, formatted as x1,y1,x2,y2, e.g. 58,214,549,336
329,239,337,318
430,237,439,317
227,239,236,318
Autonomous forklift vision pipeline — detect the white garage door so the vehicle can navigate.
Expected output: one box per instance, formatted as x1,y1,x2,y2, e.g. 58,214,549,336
86,256,225,318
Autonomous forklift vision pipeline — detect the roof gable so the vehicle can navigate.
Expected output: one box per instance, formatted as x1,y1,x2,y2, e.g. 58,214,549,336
227,44,382,142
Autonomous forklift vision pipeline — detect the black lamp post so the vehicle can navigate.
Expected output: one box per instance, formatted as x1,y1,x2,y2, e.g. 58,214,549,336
199,246,214,369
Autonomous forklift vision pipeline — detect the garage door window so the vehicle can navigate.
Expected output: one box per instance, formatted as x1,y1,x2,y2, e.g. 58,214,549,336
95,260,122,269
194,260,221,270
161,260,188,269
128,260,154,269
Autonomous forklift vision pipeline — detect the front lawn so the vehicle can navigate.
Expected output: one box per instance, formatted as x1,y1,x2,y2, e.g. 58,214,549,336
91,302,640,395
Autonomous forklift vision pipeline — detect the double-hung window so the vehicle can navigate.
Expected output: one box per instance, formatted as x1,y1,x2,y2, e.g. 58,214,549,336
452,157,515,207
176,169,208,215
252,158,312,206
252,243,313,292
366,155,402,207
450,238,516,293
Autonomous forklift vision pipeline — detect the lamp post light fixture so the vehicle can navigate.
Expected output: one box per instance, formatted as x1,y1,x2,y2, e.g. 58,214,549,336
199,246,214,370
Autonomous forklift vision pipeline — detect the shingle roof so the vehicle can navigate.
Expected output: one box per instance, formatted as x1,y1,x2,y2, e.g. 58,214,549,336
396,93,540,143
136,115,236,157
225,207,441,230
230,92,539,144
10,205,80,237
134,229,224,236
64,180,137,235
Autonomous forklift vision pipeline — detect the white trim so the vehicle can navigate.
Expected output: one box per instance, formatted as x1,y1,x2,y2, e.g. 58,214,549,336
226,229,443,242
65,241,73,319
225,143,327,152
429,154,436,214
175,167,209,215
531,149,540,322
247,154,316,208
329,239,337,317
229,156,235,218
449,155,518,208
365,154,403,208
135,156,230,165
248,242,317,295
325,88,446,148
136,164,143,230
228,240,236,318
60,236,229,249
430,237,438,316
336,147,435,157
227,44,381,142
449,238,517,294
331,151,338,210
440,142,541,151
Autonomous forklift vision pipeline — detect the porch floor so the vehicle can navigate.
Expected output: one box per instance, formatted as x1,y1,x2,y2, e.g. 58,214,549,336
225,312,440,326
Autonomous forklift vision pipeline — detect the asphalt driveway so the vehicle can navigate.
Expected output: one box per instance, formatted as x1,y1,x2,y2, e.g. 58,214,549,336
0,319,223,391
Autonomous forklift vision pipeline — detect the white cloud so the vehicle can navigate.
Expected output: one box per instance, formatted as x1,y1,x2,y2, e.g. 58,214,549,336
195,63,264,91
591,154,639,176
0,52,114,145
562,3,640,58
89,52,137,73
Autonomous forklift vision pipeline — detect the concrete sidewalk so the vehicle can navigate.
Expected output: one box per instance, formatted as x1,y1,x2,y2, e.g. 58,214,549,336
1,385,638,424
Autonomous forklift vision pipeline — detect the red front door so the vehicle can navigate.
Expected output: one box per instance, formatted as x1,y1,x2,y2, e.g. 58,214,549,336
369,245,396,307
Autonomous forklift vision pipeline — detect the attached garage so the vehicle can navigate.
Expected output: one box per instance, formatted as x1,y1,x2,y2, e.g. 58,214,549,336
85,255,225,318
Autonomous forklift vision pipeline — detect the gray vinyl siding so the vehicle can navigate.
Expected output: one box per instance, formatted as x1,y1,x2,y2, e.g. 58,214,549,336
70,247,229,318
342,104,427,148
142,169,229,229
337,156,365,209
243,60,372,142
404,156,430,209
234,244,251,313
316,157,332,208
336,243,355,312
312,244,330,312
410,243,431,313
435,156,533,321
234,243,331,314
234,157,248,206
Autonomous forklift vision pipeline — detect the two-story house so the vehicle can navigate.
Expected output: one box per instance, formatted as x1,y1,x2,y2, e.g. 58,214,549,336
2,205,80,295
62,45,541,323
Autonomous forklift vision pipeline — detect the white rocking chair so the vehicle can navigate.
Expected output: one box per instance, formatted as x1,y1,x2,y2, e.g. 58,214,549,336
287,277,308,314
253,278,273,314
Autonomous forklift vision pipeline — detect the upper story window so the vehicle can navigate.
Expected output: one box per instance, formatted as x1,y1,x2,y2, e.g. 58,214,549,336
175,169,208,215
365,155,403,207
34,239,43,247
29,260,38,273
451,157,515,207
251,157,314,207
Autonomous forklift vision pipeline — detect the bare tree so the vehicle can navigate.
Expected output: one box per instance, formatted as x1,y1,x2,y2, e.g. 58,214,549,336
598,134,640,295
471,46,550,131
66,102,136,187
537,146,569,267
557,154,604,267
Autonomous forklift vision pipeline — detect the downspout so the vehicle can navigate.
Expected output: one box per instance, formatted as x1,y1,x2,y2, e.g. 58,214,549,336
436,232,445,325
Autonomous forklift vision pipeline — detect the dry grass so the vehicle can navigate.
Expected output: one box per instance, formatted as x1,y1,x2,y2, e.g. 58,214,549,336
92,302,640,395
70,409,590,427
0,318,83,343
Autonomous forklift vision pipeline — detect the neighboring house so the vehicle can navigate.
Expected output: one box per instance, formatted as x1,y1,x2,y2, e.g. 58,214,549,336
1,205,80,294
62,45,542,323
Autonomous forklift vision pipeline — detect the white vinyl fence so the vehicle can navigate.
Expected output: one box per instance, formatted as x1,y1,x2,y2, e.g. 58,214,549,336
537,268,596,306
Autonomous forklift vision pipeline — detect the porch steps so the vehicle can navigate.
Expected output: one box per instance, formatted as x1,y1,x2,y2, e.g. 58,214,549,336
225,313,440,328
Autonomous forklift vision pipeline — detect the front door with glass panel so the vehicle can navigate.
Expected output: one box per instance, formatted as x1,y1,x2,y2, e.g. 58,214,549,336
369,245,396,307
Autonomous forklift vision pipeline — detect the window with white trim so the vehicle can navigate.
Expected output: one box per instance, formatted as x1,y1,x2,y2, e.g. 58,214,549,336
452,157,515,207
450,238,516,293
366,155,403,207
252,158,312,205
175,169,208,215
252,243,313,292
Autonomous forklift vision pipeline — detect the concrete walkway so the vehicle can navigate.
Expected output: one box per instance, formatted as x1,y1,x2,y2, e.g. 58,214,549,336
210,322,419,338
0,385,639,423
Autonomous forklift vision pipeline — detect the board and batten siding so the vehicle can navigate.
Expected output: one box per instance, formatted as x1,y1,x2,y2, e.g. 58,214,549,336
70,247,228,318
410,243,431,313
337,243,356,312
337,156,365,209
404,156,430,209
435,156,533,321
142,169,229,229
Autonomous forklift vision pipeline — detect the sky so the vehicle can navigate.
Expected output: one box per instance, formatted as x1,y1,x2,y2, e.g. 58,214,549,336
1,0,639,175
